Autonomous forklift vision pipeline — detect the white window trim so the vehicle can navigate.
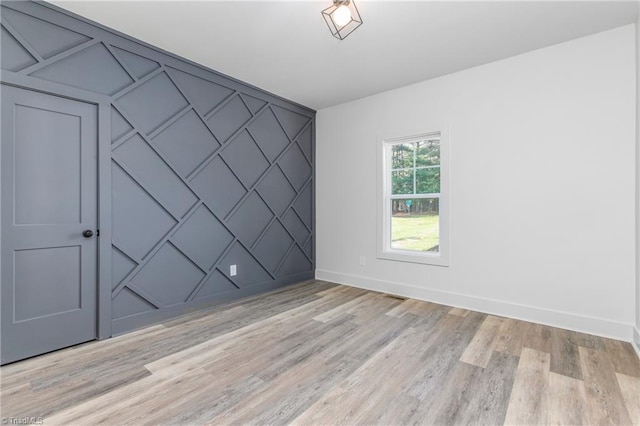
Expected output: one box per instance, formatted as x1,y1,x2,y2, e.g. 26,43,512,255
376,128,450,267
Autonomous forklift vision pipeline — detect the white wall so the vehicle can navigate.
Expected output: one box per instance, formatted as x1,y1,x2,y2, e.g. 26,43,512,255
635,19,640,350
316,25,637,340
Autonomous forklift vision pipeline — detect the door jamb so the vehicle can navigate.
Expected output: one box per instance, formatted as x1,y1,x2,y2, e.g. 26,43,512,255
1,71,113,340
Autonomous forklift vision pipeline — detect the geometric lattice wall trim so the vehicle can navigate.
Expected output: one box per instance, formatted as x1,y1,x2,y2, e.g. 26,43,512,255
1,1,315,334
1,26,37,71
0,6,90,59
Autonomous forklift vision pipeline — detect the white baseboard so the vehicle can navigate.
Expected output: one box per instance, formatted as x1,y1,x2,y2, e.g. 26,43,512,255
316,269,635,343
633,327,640,359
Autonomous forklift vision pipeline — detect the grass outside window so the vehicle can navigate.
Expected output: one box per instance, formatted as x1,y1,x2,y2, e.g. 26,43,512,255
391,213,439,252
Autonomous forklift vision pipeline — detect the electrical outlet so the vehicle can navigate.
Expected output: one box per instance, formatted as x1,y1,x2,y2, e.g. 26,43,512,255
230,264,237,276
359,256,366,266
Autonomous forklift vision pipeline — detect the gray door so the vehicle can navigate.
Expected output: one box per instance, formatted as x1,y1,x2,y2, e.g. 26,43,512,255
1,84,98,365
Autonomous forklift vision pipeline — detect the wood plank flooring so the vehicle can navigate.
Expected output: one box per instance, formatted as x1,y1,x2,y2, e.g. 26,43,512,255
1,280,639,425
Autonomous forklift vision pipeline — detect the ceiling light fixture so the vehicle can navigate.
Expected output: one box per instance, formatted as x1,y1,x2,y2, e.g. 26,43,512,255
321,0,363,40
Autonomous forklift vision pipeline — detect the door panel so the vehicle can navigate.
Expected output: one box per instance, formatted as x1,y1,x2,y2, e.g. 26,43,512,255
14,104,82,224
14,246,82,322
1,84,98,365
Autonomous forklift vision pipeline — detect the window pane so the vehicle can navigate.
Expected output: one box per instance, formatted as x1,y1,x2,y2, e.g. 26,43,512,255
416,138,440,167
391,170,413,194
391,143,414,169
391,198,439,252
416,167,440,194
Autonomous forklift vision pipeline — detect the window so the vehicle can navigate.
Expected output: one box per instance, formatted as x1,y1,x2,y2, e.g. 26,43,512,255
378,131,449,266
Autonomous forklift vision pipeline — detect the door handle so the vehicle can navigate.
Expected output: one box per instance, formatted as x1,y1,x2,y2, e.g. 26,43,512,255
82,230,94,238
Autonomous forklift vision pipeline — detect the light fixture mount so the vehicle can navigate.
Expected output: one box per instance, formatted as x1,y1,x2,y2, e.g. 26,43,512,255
321,0,363,40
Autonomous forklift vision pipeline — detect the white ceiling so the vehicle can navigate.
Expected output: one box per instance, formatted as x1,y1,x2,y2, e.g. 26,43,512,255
51,1,639,110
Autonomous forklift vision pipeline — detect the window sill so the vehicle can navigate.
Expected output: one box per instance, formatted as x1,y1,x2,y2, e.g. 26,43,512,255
377,249,449,267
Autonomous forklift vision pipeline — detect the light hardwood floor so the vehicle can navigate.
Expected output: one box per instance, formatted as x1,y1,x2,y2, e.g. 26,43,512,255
1,280,639,425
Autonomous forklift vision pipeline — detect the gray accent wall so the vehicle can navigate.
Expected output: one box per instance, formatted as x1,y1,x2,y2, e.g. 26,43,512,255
0,1,315,335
